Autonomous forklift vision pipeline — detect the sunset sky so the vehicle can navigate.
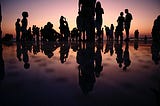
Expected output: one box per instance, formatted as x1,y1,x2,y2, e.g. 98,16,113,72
1,0,160,37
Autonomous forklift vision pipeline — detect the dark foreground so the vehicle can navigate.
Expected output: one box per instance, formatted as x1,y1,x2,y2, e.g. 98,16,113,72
0,40,160,106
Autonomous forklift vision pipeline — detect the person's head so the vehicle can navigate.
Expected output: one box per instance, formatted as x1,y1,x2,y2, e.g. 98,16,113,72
125,9,129,14
17,18,20,22
157,15,160,20
22,11,28,18
96,1,101,8
120,12,124,16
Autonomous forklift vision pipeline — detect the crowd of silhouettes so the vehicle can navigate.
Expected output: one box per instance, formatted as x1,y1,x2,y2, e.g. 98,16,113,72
14,0,135,42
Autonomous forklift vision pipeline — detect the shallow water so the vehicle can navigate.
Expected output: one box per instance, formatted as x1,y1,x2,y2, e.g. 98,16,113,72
0,40,160,106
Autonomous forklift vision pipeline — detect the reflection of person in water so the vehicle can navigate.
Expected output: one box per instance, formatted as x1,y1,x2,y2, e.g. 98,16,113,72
123,41,131,71
134,40,139,50
60,42,70,64
151,41,160,65
21,42,30,69
76,42,95,95
16,42,22,61
115,41,123,68
94,43,103,77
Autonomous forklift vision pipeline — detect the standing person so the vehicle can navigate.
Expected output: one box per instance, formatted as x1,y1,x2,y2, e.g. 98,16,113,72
110,24,114,40
95,1,104,41
15,18,21,41
117,12,125,41
21,11,28,41
78,0,97,41
124,9,133,41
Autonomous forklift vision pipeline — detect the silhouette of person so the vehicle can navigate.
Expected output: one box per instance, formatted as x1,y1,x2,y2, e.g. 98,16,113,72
78,0,97,41
76,12,85,41
110,24,114,40
116,12,125,41
144,35,147,43
27,27,33,41
124,9,133,41
123,41,131,71
15,18,21,42
59,16,70,41
104,25,110,41
95,1,104,41
134,29,139,40
21,11,29,41
152,15,160,42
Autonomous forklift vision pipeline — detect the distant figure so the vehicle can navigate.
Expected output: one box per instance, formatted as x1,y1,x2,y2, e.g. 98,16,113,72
27,27,33,41
152,15,160,42
95,1,104,41
144,35,147,43
124,9,133,41
117,12,124,41
21,11,29,41
15,18,21,41
110,24,114,40
104,25,110,40
134,29,139,40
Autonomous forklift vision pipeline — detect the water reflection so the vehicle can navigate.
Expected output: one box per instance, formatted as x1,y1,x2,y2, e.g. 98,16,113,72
12,40,160,71
1,40,160,105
